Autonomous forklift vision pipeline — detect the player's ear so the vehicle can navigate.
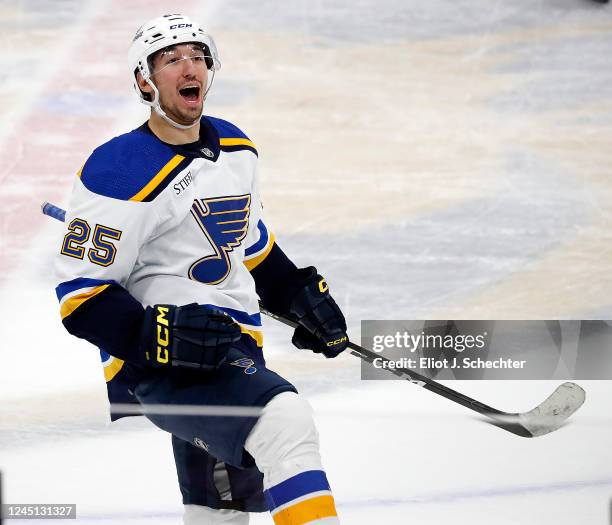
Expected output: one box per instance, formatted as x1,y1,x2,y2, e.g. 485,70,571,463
136,71,153,95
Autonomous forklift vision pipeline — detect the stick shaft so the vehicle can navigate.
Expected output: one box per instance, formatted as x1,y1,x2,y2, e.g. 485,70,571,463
260,305,505,418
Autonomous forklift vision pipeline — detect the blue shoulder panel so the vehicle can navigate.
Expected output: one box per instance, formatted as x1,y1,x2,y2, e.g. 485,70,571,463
206,116,257,156
205,116,250,139
80,128,179,201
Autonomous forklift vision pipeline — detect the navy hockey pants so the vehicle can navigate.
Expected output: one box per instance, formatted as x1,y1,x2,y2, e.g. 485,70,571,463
133,342,296,511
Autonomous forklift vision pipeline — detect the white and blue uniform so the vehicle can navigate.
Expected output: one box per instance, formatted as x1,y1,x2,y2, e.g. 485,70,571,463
55,116,280,408
54,115,340,522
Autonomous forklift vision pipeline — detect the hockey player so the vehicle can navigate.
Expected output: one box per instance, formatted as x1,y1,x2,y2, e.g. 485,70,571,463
54,14,348,525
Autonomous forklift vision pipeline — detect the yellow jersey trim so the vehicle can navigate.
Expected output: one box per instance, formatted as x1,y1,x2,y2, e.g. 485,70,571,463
240,326,264,347
243,232,276,271
219,137,257,149
103,357,125,382
129,154,185,202
272,495,337,525
60,284,110,320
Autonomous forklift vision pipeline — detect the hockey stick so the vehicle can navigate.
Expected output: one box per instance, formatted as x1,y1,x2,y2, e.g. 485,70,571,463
260,306,585,437
42,201,586,437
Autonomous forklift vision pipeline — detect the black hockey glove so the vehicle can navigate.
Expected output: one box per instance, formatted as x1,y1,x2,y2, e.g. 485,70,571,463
140,303,241,370
288,267,349,358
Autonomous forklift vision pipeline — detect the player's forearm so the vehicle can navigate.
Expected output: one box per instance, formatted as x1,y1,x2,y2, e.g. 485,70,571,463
249,242,301,313
60,284,146,364
59,282,242,371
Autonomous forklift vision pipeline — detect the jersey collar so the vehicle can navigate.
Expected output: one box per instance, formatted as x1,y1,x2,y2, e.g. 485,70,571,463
138,116,221,162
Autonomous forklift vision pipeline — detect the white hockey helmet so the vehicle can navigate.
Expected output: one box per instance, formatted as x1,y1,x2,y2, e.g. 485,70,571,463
128,14,221,129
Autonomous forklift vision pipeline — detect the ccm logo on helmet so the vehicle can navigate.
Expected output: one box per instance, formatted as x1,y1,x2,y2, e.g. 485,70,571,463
170,23,192,29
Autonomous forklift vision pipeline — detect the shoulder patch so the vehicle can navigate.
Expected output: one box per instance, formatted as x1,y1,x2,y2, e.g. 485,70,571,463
205,116,258,157
80,129,193,201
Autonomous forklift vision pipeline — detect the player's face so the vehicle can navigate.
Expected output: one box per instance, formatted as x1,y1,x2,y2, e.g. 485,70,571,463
150,43,209,125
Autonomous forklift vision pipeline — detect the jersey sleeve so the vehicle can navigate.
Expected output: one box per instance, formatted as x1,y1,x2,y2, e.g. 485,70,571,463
55,145,162,364
243,163,276,272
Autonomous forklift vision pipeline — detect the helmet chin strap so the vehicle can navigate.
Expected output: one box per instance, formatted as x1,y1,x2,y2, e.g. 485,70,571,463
145,72,215,130
154,103,200,129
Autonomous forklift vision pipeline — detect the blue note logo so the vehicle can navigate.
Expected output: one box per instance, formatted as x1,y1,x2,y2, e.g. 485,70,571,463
189,195,251,284
230,358,257,375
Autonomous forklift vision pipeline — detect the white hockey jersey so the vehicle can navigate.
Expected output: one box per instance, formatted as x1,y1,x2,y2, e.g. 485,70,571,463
55,116,274,394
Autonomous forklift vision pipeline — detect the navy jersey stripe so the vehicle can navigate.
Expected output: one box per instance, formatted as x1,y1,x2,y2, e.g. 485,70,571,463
220,144,258,157
140,156,195,202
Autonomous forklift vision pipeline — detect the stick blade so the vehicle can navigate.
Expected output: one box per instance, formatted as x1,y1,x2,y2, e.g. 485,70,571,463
518,382,586,437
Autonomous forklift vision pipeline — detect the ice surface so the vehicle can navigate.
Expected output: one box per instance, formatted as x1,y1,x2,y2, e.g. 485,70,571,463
1,1,611,523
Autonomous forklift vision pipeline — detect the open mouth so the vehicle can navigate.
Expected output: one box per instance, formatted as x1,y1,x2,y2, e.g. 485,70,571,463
178,85,201,103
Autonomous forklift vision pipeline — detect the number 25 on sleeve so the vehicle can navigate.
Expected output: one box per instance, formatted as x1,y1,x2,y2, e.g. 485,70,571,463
61,218,122,267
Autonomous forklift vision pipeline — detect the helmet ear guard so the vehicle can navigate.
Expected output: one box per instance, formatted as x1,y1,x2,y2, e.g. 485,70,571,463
133,66,153,102
201,44,215,71
133,67,157,104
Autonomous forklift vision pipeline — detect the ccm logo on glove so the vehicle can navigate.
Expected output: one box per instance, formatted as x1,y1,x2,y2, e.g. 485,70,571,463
326,336,348,347
155,306,171,364
289,267,349,358
141,303,242,370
